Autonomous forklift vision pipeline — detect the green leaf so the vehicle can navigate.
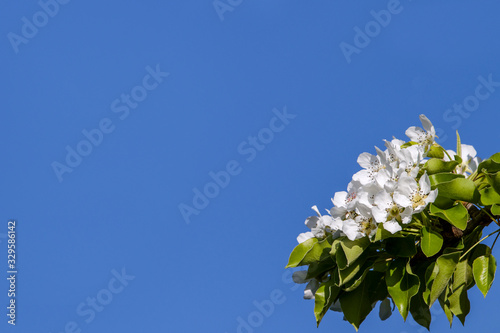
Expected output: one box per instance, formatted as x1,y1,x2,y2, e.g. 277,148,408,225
436,178,480,203
485,171,500,195
423,262,439,305
306,256,336,280
448,260,472,325
429,250,461,307
421,226,444,257
429,203,468,230
479,187,500,206
343,258,376,291
456,131,462,160
453,259,473,291
424,158,459,175
410,294,432,330
478,152,500,173
286,237,332,268
314,279,340,327
339,255,367,287
427,145,445,159
340,237,370,267
410,262,432,330
473,254,497,297
379,298,392,321
432,195,456,210
386,235,417,258
469,244,491,263
448,286,470,326
492,204,500,216
386,259,419,321
438,292,454,327
429,173,464,187
340,271,386,331
335,246,348,270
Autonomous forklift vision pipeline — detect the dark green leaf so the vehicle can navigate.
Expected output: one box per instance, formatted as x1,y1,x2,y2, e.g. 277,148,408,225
343,258,376,291
386,235,417,257
306,256,336,280
314,279,341,327
386,259,419,321
379,298,392,321
410,262,432,330
339,271,386,331
438,292,454,327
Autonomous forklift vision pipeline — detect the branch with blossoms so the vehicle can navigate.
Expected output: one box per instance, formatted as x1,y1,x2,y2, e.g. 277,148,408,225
286,115,499,331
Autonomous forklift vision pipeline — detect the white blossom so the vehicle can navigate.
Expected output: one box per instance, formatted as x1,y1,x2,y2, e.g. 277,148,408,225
405,114,436,152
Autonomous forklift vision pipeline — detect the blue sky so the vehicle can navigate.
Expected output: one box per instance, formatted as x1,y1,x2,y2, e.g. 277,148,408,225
1,1,500,332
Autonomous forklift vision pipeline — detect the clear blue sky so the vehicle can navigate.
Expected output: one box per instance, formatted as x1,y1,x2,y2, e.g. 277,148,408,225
1,1,500,332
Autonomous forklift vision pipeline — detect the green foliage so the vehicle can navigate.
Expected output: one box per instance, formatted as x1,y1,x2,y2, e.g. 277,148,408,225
286,236,332,268
286,135,500,331
472,254,496,297
421,227,443,257
386,259,419,321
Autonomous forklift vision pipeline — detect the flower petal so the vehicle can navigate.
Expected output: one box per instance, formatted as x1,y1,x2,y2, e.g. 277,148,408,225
304,279,319,299
383,220,402,234
297,232,314,243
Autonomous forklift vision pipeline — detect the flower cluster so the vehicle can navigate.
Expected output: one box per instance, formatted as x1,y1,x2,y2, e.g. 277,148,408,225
294,115,481,299
287,115,500,331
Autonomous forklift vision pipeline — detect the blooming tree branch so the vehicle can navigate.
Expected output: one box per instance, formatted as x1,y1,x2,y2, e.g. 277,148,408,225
286,115,500,331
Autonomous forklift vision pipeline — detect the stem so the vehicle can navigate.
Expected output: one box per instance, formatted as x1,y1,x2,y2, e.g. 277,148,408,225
460,229,500,261
479,206,500,227
443,148,453,162
492,232,500,251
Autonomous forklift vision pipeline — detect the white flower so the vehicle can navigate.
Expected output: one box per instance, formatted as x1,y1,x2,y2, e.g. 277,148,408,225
444,144,482,176
352,147,390,186
297,206,342,243
355,204,378,238
331,181,362,217
393,172,438,213
304,279,320,299
342,218,364,241
296,232,314,244
405,114,436,152
372,190,412,234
